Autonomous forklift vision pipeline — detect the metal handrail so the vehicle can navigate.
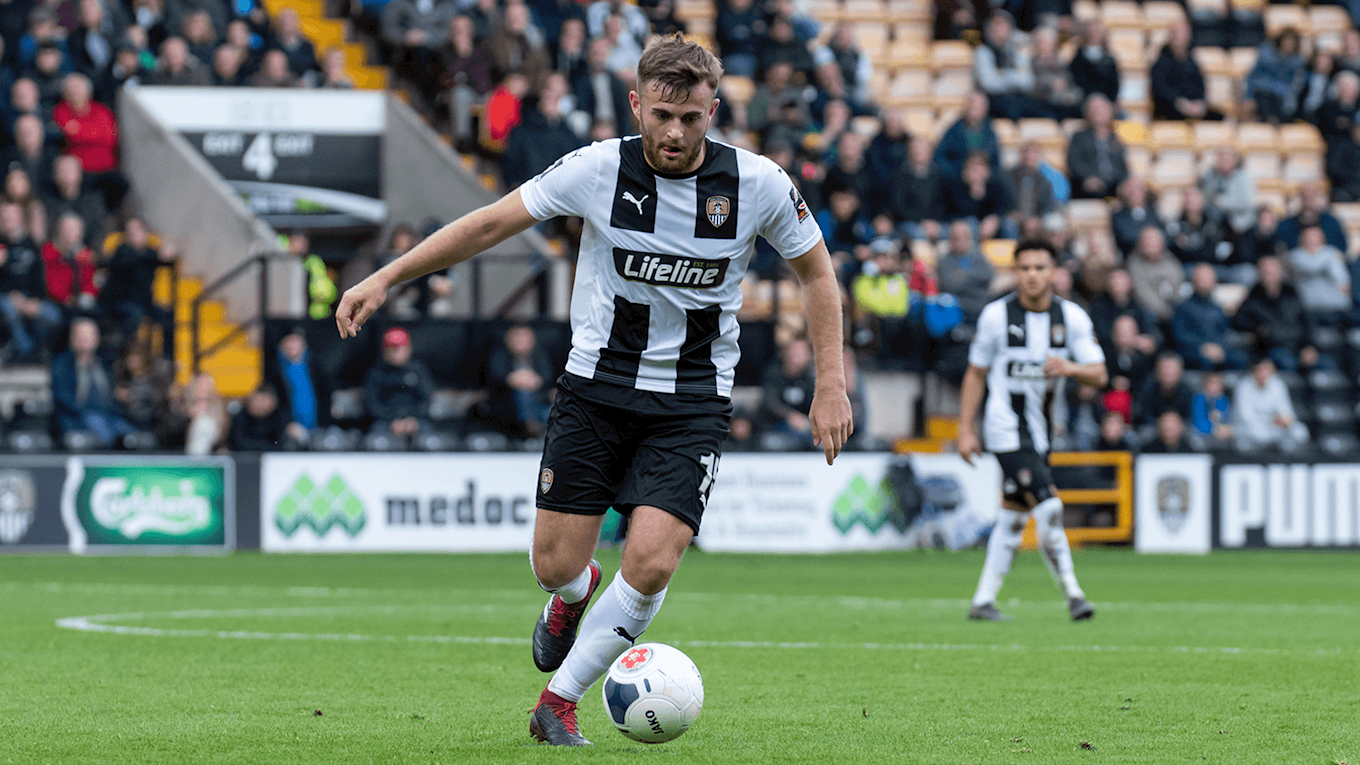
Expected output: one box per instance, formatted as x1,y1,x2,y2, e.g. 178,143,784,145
191,250,295,375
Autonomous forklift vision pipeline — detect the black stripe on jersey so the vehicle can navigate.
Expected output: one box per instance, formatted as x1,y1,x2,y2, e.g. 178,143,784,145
1011,392,1033,450
1048,299,1067,348
694,142,739,240
676,305,722,394
610,139,659,233
1005,296,1027,348
595,295,651,386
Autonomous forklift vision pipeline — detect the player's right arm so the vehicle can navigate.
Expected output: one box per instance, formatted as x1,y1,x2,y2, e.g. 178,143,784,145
958,301,1003,465
336,190,537,337
958,364,987,466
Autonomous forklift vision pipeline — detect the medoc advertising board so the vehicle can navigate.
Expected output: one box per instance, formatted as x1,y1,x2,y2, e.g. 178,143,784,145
261,454,540,552
696,453,1001,553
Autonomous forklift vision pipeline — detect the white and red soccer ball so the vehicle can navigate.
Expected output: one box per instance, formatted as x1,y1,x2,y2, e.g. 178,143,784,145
602,642,703,743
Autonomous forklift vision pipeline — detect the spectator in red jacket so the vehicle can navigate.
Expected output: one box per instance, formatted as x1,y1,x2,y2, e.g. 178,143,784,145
42,211,98,313
52,73,127,210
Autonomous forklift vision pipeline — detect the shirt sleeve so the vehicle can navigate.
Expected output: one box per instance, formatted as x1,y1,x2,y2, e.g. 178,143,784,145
756,158,823,260
1068,304,1106,365
968,302,1003,369
517,142,602,221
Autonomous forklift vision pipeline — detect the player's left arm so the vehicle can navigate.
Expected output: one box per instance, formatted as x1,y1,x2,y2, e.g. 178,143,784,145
788,238,854,465
1045,307,1108,388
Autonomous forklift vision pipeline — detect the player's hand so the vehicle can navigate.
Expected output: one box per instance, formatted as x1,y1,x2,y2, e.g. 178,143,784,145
335,274,390,338
1044,356,1070,378
809,388,853,465
957,429,981,466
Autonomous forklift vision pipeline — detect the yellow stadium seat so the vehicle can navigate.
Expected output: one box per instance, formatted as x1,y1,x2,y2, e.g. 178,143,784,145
1264,4,1309,37
1102,0,1143,29
887,0,932,22
1127,146,1152,177
982,239,1017,269
1280,123,1324,154
809,0,842,23
1114,120,1148,146
1150,150,1197,189
886,38,930,69
844,0,889,24
884,69,933,109
1231,0,1264,12
1236,123,1279,152
932,70,973,110
992,118,1018,147
1310,4,1351,33
1283,154,1324,184
901,107,939,140
720,75,755,106
1229,47,1259,78
1067,199,1113,230
1017,118,1066,149
1192,121,1235,152
1191,46,1230,76
931,40,974,72
1142,1,1186,30
1150,121,1194,150
1109,28,1148,68
1073,0,1100,22
1242,151,1281,180
1205,74,1237,115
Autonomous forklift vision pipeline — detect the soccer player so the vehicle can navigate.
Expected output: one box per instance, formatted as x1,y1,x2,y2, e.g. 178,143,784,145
334,35,853,745
957,239,1106,622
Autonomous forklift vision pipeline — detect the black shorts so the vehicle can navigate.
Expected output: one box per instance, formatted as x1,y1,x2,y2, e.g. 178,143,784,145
536,374,731,534
995,450,1055,508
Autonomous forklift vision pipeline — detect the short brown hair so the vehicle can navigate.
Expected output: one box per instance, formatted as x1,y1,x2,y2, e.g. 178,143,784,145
635,33,723,103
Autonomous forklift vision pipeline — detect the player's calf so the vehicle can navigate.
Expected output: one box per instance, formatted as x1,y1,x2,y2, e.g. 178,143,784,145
532,559,603,672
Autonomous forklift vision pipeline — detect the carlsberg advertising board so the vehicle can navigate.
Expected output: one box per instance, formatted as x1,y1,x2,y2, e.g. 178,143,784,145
61,457,233,553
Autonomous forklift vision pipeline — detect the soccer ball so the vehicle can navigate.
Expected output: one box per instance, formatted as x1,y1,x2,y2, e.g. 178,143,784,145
601,642,703,743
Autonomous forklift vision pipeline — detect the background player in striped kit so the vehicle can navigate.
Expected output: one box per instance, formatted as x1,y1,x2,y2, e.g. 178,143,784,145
957,239,1107,622
333,35,853,744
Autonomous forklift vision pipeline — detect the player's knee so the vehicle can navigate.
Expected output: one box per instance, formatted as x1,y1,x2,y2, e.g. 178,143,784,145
530,544,581,590
619,556,677,596
1032,496,1065,537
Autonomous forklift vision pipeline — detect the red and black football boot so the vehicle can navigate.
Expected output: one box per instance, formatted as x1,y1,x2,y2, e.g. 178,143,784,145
532,559,602,672
529,688,591,746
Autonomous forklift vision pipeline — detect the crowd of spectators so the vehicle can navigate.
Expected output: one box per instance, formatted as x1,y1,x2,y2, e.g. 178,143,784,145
11,0,1360,458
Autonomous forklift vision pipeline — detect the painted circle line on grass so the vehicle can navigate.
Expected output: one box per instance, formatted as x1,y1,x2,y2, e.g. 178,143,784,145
54,608,1355,656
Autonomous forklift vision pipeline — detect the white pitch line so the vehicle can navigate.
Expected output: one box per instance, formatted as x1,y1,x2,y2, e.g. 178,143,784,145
53,609,1359,656
12,580,1360,617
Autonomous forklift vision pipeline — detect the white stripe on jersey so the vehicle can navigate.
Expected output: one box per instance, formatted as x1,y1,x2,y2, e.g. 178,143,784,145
967,294,1105,454
518,136,821,397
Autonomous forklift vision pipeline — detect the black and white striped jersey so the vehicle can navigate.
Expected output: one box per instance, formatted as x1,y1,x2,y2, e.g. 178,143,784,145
967,294,1105,454
518,136,822,397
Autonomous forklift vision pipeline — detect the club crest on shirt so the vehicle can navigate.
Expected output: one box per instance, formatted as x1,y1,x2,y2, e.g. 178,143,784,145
539,468,554,494
705,196,730,228
789,186,810,223
1051,325,1065,346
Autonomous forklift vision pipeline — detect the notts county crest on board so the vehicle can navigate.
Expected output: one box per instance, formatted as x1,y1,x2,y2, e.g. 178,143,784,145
706,196,730,228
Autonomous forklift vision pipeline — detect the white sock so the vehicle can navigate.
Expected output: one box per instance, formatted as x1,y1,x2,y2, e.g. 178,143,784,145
973,509,1025,607
1033,497,1085,600
547,570,666,703
541,564,594,605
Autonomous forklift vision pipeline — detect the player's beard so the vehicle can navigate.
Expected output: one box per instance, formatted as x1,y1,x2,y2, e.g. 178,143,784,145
641,130,703,174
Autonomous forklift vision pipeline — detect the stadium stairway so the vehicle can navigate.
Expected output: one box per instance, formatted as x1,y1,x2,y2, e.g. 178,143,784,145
156,270,261,397
260,0,390,89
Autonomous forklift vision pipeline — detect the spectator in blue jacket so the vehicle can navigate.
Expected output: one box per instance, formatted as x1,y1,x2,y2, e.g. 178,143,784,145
51,317,137,448
1278,183,1349,253
934,91,1000,177
1173,264,1248,370
1245,29,1306,123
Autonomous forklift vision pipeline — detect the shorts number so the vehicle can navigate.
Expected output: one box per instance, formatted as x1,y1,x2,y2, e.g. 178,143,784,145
698,453,721,509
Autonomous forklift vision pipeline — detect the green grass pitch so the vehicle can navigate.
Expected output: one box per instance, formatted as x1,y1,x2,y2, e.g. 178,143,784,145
1,548,1356,764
